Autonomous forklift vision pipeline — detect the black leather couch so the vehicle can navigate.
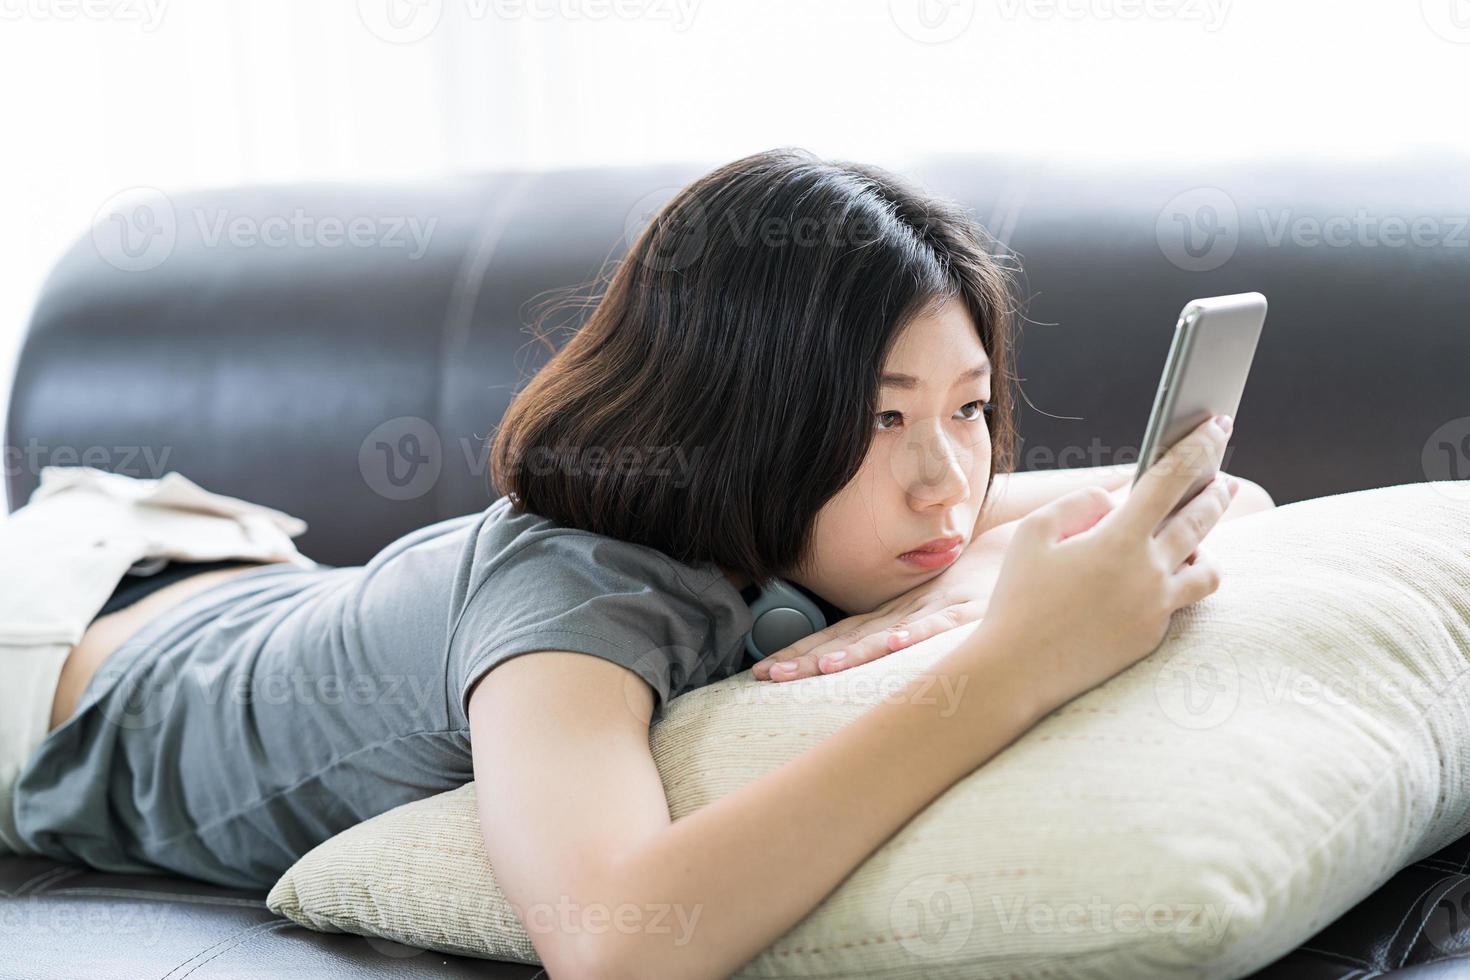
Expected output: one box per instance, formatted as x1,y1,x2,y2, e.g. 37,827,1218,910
5,153,1470,978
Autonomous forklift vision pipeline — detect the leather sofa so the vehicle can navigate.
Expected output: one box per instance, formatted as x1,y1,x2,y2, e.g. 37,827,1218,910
5,153,1470,977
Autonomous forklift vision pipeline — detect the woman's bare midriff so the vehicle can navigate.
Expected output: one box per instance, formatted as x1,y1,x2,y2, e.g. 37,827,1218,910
48,562,287,733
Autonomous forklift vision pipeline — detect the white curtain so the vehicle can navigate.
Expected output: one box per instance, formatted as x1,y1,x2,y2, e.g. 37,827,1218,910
1,0,1464,508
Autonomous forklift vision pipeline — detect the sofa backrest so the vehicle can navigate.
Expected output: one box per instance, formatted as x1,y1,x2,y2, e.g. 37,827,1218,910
9,155,1469,566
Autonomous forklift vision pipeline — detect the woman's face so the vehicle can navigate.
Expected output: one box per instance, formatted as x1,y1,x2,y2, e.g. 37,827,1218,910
789,296,994,614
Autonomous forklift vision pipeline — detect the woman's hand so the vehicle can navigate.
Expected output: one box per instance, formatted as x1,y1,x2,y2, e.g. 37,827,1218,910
979,415,1239,714
750,520,1020,683
749,584,983,683
1106,467,1272,563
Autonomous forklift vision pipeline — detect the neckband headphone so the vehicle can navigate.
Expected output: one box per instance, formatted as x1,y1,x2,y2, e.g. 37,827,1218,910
739,578,831,661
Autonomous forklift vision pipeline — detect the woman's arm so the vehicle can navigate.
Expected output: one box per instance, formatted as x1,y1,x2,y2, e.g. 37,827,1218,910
468,629,1047,980
983,464,1273,533
979,463,1136,532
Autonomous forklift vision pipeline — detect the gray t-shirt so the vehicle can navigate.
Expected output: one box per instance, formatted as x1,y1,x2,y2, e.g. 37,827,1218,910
13,496,755,890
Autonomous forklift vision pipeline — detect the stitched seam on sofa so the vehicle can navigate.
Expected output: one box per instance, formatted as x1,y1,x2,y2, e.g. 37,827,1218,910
175,922,297,980
53,887,267,908
1415,859,1467,873
1389,877,1462,948
1392,874,1465,967
1292,946,1376,971
143,728,465,850
1,867,67,898
158,919,277,980
161,919,288,980
8,864,81,897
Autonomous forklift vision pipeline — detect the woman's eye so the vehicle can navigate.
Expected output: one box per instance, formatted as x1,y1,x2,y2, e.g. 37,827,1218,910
877,402,992,430
874,410,904,431
957,400,993,422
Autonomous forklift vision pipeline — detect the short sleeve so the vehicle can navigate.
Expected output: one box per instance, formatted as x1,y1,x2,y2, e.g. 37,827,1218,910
448,531,724,727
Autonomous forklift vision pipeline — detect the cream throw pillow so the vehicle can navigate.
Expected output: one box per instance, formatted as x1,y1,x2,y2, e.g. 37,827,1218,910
268,481,1470,978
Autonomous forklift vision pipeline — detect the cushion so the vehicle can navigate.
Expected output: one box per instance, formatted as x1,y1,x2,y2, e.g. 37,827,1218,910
267,481,1470,977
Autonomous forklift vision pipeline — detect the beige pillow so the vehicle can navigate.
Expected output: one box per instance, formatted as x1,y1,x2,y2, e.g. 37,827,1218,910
268,481,1470,977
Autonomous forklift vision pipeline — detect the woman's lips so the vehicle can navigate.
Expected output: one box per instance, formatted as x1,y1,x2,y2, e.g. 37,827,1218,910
898,537,964,569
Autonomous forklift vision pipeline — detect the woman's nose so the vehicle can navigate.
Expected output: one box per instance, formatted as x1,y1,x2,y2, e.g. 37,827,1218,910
896,421,974,509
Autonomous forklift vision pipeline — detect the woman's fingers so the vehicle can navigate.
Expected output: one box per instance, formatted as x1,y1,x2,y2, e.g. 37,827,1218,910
1170,546,1223,608
1156,471,1239,569
1022,485,1116,543
1120,416,1232,539
751,612,888,680
767,621,914,681
811,600,984,675
759,597,984,682
754,595,941,682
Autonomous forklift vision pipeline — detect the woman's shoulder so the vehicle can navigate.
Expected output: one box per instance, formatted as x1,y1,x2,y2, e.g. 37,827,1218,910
447,499,757,726
473,496,732,599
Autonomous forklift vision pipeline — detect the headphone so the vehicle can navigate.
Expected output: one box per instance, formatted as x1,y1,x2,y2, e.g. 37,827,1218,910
742,578,828,661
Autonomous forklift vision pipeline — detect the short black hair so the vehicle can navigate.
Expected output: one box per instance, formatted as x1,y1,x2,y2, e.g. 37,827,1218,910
489,147,1019,587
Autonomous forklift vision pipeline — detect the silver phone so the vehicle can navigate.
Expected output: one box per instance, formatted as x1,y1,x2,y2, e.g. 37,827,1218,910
1132,292,1268,515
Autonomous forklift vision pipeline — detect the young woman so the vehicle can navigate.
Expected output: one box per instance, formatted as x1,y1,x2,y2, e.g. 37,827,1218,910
6,147,1273,976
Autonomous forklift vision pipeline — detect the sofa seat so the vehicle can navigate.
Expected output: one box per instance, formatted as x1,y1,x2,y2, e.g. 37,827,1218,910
7,836,1470,977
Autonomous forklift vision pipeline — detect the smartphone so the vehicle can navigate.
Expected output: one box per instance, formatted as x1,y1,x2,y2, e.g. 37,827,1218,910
1132,292,1268,517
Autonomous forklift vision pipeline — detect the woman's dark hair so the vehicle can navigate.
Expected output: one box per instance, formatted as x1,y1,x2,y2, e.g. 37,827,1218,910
489,147,1019,587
